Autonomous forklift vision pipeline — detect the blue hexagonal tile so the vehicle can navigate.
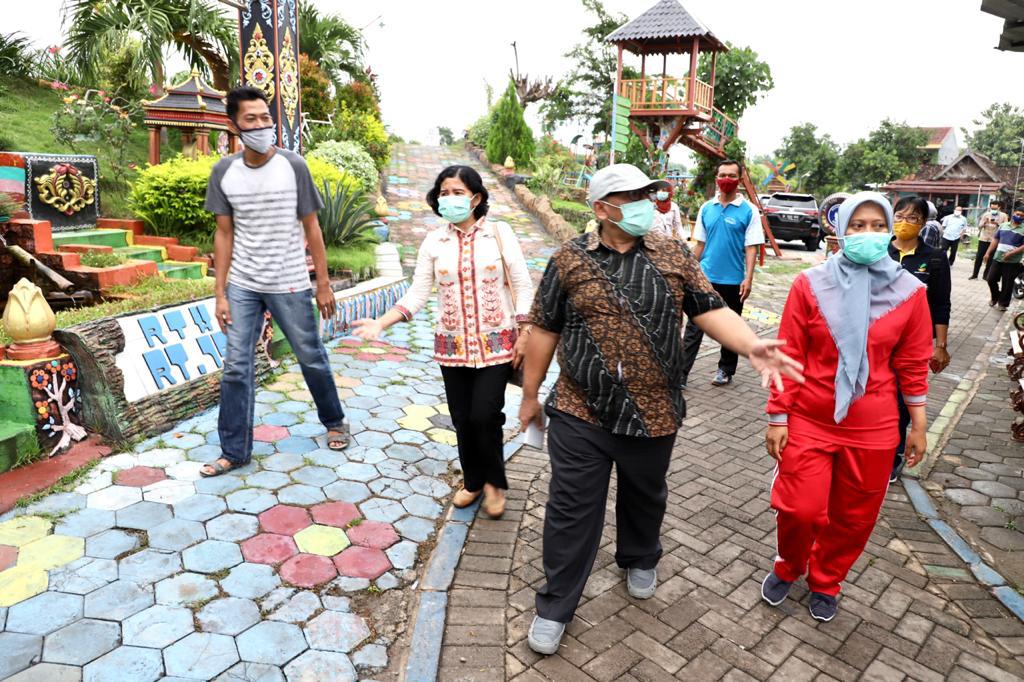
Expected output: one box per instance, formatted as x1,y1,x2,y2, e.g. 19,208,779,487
252,441,275,457
116,501,173,531
369,478,413,500
353,431,394,449
276,437,318,455
291,466,337,487
262,452,305,472
359,498,405,523
84,645,163,682
386,541,418,570
220,563,280,600
206,513,261,542
289,422,327,438
119,548,182,584
197,597,261,635
276,484,326,506
194,474,244,496
54,508,116,538
264,412,300,427
182,540,243,574
122,604,194,648
283,650,355,680
402,494,442,519
48,557,118,595
42,619,120,666
343,447,387,465
226,489,277,514
5,591,83,635
245,471,292,490
335,463,378,483
23,492,86,517
385,444,425,464
392,430,429,446
276,401,310,415
148,519,207,551
256,391,285,404
155,572,219,607
172,494,227,522
84,580,153,620
163,632,239,678
323,480,372,504
236,622,307,665
395,516,436,542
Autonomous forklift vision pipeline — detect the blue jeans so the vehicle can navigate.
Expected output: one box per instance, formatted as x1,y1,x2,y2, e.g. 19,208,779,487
218,284,345,465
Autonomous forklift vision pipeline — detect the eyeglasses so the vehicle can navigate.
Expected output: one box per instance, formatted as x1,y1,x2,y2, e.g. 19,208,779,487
605,189,654,203
893,213,923,225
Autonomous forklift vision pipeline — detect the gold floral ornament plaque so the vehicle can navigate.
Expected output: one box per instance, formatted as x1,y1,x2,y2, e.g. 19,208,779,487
244,24,275,101
279,29,299,121
34,163,96,216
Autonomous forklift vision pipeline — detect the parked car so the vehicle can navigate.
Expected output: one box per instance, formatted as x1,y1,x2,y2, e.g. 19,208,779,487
763,193,821,251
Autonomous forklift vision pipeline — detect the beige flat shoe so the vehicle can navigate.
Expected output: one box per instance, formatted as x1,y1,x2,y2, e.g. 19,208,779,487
482,493,505,519
452,488,482,508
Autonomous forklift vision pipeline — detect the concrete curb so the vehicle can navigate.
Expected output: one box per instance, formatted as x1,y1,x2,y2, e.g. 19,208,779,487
402,435,524,681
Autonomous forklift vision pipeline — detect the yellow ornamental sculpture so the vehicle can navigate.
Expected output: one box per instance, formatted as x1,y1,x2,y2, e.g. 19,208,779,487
34,164,95,216
279,30,299,121
244,25,276,101
2,279,56,344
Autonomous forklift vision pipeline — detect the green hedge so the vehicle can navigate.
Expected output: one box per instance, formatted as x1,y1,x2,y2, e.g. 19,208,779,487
308,140,380,194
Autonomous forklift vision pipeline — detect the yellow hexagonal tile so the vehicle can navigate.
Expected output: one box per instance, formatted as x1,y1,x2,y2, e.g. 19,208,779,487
0,565,49,607
397,416,431,432
287,389,313,402
278,372,305,382
403,404,437,418
338,388,356,400
0,516,52,547
18,534,84,572
293,524,350,556
428,428,458,446
436,404,450,416
265,380,298,393
362,347,385,355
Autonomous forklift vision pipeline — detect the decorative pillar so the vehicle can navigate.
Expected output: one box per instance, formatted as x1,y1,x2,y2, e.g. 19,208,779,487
196,128,211,155
148,126,161,166
2,279,61,361
238,0,302,152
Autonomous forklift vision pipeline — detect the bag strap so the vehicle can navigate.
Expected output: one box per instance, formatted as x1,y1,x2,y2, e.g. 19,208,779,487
492,222,518,310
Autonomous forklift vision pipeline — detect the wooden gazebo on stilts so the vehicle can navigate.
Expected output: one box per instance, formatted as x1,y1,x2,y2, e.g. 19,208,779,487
142,69,239,166
607,0,780,256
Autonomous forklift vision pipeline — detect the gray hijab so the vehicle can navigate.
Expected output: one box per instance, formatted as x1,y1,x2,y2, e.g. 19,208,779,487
804,191,924,424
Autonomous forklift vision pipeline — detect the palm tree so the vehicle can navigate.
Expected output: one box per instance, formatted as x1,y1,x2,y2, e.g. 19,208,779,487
62,0,237,94
298,4,365,89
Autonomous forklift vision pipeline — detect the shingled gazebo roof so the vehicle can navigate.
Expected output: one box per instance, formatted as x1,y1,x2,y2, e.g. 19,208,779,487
606,0,727,55
142,69,230,131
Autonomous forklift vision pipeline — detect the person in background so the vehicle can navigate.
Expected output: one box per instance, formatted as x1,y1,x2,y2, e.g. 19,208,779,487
520,163,804,655
919,201,943,249
940,206,968,265
651,180,685,240
888,196,951,481
762,192,931,623
983,205,1024,312
679,159,765,387
972,200,1008,280
352,165,533,518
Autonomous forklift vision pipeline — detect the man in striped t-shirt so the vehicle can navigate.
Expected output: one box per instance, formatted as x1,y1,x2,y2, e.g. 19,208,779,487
201,86,348,477
983,206,1024,311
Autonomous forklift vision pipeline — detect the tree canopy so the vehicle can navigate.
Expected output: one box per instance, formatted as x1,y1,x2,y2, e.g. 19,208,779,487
487,81,535,168
963,103,1024,167
298,4,366,90
697,43,774,120
836,120,928,189
774,123,842,197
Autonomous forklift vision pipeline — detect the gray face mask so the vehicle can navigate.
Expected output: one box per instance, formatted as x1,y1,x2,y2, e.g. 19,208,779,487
239,126,276,154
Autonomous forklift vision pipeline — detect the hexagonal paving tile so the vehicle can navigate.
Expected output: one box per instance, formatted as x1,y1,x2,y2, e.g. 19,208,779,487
246,471,292,490
116,501,173,531
136,448,185,468
115,466,167,487
369,478,413,500
279,553,337,588
276,436,318,455
0,632,44,679
42,618,120,666
236,621,308,665
294,525,350,556
395,516,436,542
122,604,195,648
194,474,244,496
197,597,261,635
386,541,418,570
226,489,277,514
206,513,261,543
333,546,391,580
0,517,51,547
5,591,83,635
335,463,379,483
402,494,442,519
172,494,227,522
85,529,139,559
164,460,205,482
163,632,239,678
83,645,163,682
182,540,243,574
84,579,153,620
387,443,426,463
241,533,299,565
147,519,206,551
347,521,399,550
262,452,306,472
324,481,372,504
53,508,116,538
142,479,196,505
156,572,219,607
310,501,361,528
267,591,321,623
16,534,84,572
304,610,370,652
258,505,312,535
283,650,356,680
118,548,182,585
48,557,117,595
359,498,405,523
291,466,338,487
277,484,326,506
409,475,452,498
220,562,281,599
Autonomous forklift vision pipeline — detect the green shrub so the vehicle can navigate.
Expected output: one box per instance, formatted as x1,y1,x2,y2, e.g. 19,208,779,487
336,81,380,119
486,81,534,169
0,32,35,79
526,153,574,195
332,103,391,171
326,242,377,276
129,155,219,243
305,154,345,191
80,251,126,268
317,178,378,248
551,199,592,231
468,112,492,148
308,140,379,193
299,54,334,122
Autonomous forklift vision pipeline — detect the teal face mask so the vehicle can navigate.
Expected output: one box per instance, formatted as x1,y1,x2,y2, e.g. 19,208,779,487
841,232,891,264
601,199,655,237
438,195,474,223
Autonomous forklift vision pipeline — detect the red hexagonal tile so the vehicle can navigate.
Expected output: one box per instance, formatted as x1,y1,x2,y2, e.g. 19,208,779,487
253,424,290,442
241,533,298,565
115,466,167,487
310,501,360,529
280,553,337,587
0,544,18,571
258,505,312,535
333,546,392,580
346,521,399,550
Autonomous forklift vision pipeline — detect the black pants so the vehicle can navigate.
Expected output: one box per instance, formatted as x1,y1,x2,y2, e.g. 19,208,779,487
943,238,960,265
536,409,675,623
987,260,1022,308
680,282,742,380
972,241,992,278
895,391,910,460
440,363,511,491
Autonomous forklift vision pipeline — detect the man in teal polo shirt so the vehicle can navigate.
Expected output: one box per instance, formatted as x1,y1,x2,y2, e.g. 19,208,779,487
680,159,764,387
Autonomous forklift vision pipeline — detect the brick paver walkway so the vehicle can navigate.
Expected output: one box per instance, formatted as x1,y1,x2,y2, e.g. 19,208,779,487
440,246,1024,679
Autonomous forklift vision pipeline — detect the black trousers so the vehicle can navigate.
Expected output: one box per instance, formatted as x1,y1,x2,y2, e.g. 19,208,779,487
943,238,960,265
987,260,1022,308
972,241,992,279
535,409,675,623
681,282,742,379
440,363,511,491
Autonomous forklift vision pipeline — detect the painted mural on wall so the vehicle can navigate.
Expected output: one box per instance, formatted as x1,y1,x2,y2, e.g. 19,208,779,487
0,153,100,230
28,356,86,456
320,279,410,342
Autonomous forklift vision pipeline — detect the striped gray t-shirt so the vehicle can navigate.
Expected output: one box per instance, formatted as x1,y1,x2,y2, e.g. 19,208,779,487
204,149,324,293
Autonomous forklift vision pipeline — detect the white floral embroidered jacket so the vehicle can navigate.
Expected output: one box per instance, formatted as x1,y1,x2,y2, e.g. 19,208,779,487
393,217,534,367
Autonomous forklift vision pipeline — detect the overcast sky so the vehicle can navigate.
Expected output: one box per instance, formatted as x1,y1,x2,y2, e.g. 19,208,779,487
8,0,1022,161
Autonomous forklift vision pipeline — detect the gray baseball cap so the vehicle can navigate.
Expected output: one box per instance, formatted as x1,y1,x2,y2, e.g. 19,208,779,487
587,164,671,206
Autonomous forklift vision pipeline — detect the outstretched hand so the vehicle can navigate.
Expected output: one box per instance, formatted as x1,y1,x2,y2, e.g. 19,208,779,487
351,318,384,341
748,339,805,391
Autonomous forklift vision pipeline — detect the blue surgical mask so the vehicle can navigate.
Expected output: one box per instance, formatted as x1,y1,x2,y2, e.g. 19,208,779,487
600,199,655,237
438,195,474,224
841,232,891,265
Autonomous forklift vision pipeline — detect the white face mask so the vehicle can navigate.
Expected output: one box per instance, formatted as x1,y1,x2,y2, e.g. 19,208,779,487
239,126,276,154
655,191,670,201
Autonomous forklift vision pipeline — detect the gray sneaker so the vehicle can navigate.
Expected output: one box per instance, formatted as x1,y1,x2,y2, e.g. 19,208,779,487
760,571,792,606
527,615,565,655
626,567,657,599
809,592,838,622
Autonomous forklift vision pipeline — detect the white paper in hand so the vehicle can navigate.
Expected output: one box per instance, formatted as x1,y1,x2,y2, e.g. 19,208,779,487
524,419,546,450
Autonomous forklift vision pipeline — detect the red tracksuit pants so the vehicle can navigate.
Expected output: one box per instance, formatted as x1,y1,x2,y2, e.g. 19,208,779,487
770,434,892,596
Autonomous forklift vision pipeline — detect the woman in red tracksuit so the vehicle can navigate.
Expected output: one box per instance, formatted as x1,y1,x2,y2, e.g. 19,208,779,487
761,192,933,622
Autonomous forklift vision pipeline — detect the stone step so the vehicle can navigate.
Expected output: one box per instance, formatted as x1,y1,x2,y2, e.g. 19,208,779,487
0,421,38,474
115,246,165,263
157,261,206,280
51,228,131,249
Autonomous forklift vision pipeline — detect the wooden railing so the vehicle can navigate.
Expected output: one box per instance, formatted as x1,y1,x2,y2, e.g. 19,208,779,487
701,108,739,150
618,77,715,113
